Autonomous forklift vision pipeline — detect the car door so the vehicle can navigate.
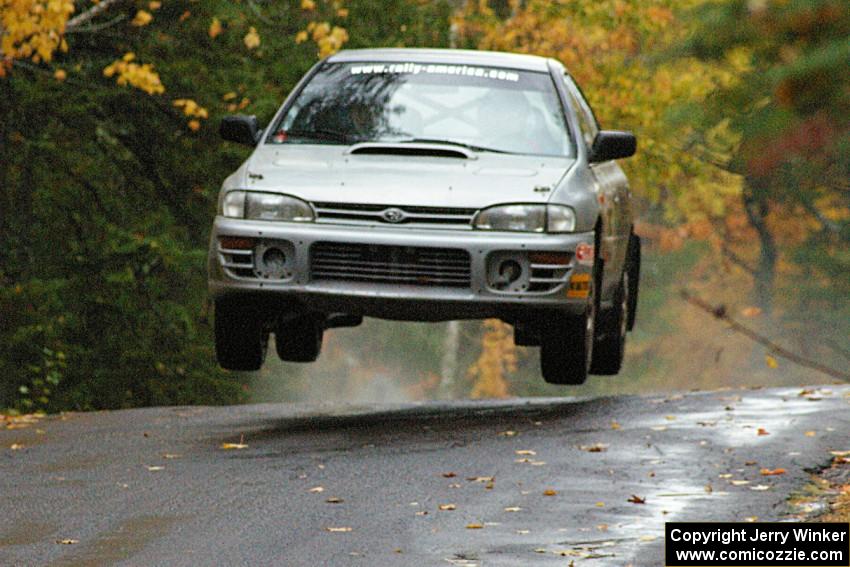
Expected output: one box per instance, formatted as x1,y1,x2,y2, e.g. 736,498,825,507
562,74,631,297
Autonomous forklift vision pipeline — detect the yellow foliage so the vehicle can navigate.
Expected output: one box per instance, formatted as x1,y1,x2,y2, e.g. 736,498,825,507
0,0,75,64
243,26,260,49
131,9,153,27
453,0,743,227
103,53,165,95
172,98,209,119
53,68,65,81
209,17,223,39
148,1,161,10
296,1,349,57
467,319,516,399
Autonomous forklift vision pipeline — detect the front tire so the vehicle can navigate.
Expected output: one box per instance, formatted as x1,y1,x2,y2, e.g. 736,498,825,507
540,277,596,385
215,298,268,371
275,314,324,363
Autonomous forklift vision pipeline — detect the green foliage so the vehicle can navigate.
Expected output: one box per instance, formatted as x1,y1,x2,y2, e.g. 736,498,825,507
0,0,451,411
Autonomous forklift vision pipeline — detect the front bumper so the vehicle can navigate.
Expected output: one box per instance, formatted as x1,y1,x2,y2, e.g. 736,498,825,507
208,217,594,321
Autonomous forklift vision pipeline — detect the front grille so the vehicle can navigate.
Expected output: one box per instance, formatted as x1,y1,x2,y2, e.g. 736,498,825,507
312,202,477,229
311,242,471,287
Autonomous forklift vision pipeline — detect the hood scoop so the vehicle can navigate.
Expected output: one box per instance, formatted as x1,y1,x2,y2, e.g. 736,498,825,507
347,142,475,160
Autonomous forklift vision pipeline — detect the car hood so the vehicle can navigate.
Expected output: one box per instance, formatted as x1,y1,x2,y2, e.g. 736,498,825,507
240,145,574,208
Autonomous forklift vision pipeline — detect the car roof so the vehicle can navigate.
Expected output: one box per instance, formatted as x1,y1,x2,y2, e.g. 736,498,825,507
327,48,558,73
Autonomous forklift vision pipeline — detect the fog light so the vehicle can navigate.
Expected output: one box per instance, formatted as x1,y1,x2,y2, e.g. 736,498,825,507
496,260,522,286
262,247,287,270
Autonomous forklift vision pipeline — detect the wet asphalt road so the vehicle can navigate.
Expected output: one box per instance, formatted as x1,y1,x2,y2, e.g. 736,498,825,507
2,386,849,567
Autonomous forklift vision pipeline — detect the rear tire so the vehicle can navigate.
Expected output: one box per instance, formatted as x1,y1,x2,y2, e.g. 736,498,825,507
215,298,268,371
276,314,324,363
626,233,640,331
590,271,628,375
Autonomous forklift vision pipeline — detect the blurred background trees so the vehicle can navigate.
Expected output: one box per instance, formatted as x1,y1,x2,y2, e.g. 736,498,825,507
1,0,846,412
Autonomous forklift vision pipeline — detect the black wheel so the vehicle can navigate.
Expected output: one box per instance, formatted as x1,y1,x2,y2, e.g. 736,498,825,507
275,314,324,363
626,233,640,331
215,298,267,371
540,276,596,385
590,270,628,375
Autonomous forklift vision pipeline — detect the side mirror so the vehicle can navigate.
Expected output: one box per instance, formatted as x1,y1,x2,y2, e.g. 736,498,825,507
220,115,262,146
589,130,636,162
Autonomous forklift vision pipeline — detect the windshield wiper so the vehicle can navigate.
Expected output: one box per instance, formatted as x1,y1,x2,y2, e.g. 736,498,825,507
285,128,354,143
398,138,515,154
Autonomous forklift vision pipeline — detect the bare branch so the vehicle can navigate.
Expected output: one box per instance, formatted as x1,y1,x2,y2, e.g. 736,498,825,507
66,0,126,31
680,289,850,382
65,14,127,35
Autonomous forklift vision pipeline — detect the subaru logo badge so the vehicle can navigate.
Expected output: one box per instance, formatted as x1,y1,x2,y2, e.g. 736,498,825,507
381,207,406,223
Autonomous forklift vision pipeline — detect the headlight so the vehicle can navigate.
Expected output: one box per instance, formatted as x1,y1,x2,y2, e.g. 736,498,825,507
221,191,314,222
473,204,576,233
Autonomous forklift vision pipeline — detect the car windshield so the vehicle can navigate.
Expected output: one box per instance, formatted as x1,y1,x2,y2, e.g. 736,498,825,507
270,61,574,157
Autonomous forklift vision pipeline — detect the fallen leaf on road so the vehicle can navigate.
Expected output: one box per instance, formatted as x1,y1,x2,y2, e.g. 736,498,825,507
731,480,750,486
517,529,530,534
162,453,181,459
650,426,667,431
757,428,770,436
438,504,456,511
597,524,608,531
515,450,536,456
744,516,758,522
325,497,343,503
504,506,522,512
750,485,771,491
10,443,23,450
804,431,816,437
415,511,428,516
665,415,677,421
579,443,608,452
543,489,558,496
719,474,733,479
640,535,657,542
595,501,605,507
765,355,779,369
830,451,850,457
611,421,621,430
220,442,248,450
485,482,494,490
325,527,352,532
498,430,517,437
760,468,786,476
442,472,456,478
308,486,325,493
534,548,546,553
466,523,484,529
145,465,164,472
628,495,646,504
704,483,713,493
56,539,78,545
467,476,494,483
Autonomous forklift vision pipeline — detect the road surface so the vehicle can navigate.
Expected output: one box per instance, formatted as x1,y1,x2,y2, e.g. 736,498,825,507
2,386,849,566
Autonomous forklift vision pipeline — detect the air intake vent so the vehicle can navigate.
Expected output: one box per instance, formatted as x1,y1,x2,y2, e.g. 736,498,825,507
311,242,471,288
348,142,474,159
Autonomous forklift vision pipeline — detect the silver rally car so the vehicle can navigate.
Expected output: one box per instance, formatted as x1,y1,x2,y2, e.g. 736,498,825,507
209,48,640,385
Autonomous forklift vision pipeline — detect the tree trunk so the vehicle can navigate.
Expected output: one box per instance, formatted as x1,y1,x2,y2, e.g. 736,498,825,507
439,320,461,398
741,181,777,313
